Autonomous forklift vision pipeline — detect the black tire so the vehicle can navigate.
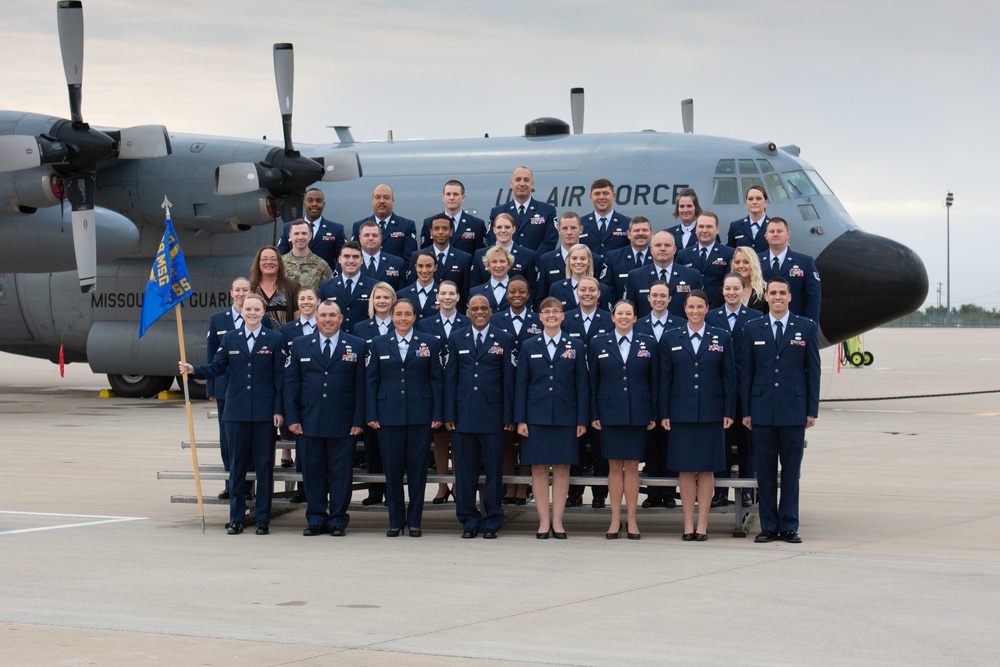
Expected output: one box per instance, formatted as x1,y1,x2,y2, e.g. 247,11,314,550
176,374,208,400
106,374,174,398
849,352,864,367
862,351,874,366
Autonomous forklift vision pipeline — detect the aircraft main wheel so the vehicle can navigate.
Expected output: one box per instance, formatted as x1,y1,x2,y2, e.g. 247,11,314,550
862,351,874,366
176,374,207,400
849,352,864,367
106,374,174,398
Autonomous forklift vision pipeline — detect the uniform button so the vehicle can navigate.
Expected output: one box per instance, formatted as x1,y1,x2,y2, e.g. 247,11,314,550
624,387,628,392
246,385,251,390
549,376,554,380
322,394,327,398
694,385,698,389
401,378,405,383
694,374,699,379
474,374,479,378
324,371,328,376
401,390,405,395
473,387,478,391
776,356,780,360
694,362,699,367
774,382,780,387
323,383,328,388
774,369,779,373
475,362,480,367
549,387,553,391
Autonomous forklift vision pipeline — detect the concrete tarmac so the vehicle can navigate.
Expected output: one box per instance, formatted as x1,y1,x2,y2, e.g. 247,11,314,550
1,327,998,666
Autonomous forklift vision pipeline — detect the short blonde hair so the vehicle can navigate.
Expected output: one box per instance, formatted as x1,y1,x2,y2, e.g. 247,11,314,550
367,282,397,318
482,245,514,269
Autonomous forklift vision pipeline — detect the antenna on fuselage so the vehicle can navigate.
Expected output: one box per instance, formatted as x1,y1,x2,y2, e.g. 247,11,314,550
571,87,585,134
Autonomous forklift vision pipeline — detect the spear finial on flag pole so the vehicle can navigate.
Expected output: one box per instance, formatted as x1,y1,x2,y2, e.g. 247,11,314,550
141,196,205,533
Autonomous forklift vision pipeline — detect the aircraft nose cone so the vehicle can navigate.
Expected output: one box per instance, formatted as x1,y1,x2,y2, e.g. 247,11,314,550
815,229,928,346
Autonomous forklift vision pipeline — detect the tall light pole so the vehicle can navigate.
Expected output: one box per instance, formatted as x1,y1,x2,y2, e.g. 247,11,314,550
945,191,954,326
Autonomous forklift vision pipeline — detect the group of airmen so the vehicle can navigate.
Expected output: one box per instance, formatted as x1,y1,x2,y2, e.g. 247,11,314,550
180,167,821,544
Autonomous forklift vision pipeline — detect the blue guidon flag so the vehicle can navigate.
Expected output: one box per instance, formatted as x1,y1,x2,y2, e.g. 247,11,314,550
139,204,192,337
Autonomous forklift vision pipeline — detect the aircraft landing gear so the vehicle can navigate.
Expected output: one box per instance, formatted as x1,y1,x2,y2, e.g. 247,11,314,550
106,374,174,398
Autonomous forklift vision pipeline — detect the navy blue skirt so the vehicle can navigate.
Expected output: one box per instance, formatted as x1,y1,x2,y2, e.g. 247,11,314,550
600,425,647,461
521,424,579,466
666,421,725,472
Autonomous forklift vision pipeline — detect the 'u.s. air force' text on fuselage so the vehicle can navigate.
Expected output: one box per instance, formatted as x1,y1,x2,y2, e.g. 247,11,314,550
495,184,689,209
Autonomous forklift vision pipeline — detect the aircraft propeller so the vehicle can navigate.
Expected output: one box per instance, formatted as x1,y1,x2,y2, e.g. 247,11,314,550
681,98,694,134
571,87,585,134
214,43,362,221
0,1,171,293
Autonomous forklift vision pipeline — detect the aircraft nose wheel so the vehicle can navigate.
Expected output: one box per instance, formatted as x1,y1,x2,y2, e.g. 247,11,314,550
106,374,174,398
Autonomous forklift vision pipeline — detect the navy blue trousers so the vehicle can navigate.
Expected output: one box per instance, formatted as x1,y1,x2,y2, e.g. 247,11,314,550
379,425,432,529
752,425,805,532
453,431,505,532
225,421,274,525
298,434,355,529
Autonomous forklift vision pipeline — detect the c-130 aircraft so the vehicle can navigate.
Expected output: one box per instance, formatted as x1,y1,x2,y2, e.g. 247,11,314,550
0,1,927,398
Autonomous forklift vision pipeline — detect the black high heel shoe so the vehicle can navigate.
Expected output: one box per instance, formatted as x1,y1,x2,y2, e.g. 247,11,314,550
432,489,452,505
386,527,402,537
606,527,621,540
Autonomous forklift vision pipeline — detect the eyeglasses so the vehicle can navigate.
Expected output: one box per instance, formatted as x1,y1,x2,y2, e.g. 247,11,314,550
540,309,563,315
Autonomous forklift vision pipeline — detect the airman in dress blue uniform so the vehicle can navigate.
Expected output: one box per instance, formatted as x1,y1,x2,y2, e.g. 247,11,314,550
366,299,444,537
357,220,407,290
318,241,377,334
741,277,821,544
623,231,702,318
487,167,559,254
182,293,284,536
603,216,653,301
579,179,631,256
284,300,366,537
666,188,703,251
758,217,822,323
206,277,274,499
444,294,516,539
351,184,418,259
675,212,735,307
726,185,770,254
420,180,488,255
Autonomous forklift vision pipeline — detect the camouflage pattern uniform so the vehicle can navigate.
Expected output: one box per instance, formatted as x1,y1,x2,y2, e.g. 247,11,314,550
282,251,334,292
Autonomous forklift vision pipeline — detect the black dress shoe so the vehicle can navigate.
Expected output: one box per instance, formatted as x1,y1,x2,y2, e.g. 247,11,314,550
482,529,498,539
361,495,384,506
502,496,514,505
409,528,422,538
329,526,346,537
303,524,328,537
386,528,402,537
227,522,243,535
682,532,696,541
711,493,728,508
536,530,550,540
512,497,527,506
780,530,802,543
755,530,778,543
664,497,677,508
641,497,656,509
552,531,567,540
255,522,269,535
741,492,754,506
280,458,293,468
591,497,606,509
461,529,478,539
217,489,230,500
566,494,583,507
694,532,707,541
289,490,306,504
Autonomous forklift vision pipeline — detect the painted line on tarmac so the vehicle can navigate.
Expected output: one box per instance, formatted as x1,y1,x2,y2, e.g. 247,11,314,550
0,511,148,535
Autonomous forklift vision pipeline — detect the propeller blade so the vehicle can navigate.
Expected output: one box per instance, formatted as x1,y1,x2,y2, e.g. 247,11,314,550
0,136,42,172
681,98,694,134
65,171,97,292
571,87,585,134
279,196,304,222
273,43,295,152
317,151,363,182
115,125,171,159
215,163,261,195
57,0,85,124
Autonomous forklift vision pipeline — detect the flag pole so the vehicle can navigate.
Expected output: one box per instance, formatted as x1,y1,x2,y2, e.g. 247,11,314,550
161,195,205,533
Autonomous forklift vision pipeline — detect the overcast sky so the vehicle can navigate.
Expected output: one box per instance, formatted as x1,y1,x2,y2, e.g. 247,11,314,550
2,0,996,308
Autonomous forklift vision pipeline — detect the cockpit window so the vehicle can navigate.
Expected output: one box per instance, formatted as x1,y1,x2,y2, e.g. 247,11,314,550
757,159,774,173
805,170,834,196
712,178,738,205
763,173,790,203
738,159,758,174
780,170,818,198
798,204,820,221
715,159,736,175
741,177,763,198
